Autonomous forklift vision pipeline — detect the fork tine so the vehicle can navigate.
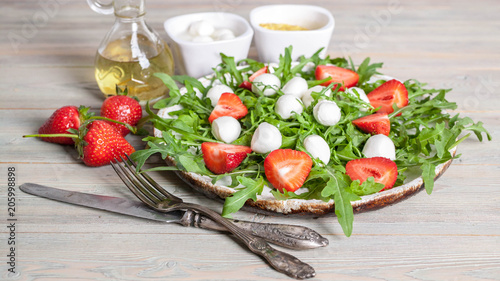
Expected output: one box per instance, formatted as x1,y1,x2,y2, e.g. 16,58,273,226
118,155,170,203
111,159,159,208
123,154,182,201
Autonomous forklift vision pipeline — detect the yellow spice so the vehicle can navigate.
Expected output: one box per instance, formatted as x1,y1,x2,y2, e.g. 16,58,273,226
259,23,309,31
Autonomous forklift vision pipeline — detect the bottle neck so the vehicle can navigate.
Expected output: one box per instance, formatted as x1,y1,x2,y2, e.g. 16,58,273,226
114,0,145,19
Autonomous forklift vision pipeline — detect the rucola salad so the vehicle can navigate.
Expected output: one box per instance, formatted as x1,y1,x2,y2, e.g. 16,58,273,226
132,47,490,237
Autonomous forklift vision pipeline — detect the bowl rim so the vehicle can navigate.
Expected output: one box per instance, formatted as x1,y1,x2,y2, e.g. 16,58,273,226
249,4,335,34
163,12,254,46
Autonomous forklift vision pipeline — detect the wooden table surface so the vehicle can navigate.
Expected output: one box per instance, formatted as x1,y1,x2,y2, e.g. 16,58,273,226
1,0,499,280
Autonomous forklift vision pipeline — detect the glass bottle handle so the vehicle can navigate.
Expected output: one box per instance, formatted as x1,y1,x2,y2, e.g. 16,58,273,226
87,0,114,15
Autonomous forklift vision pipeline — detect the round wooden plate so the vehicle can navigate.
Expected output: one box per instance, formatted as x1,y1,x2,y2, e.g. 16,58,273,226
161,153,454,216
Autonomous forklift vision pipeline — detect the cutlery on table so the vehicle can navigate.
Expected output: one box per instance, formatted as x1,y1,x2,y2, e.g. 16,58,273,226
19,183,328,251
110,155,316,279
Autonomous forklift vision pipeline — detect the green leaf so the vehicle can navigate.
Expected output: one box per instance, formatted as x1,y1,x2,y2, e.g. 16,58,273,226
220,54,243,85
421,161,436,194
172,75,207,93
154,73,181,97
177,154,204,174
350,178,384,196
221,177,264,217
318,168,359,237
356,57,383,85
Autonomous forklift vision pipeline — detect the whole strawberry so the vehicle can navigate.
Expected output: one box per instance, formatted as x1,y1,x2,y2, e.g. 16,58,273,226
101,91,142,137
38,106,81,145
77,120,136,167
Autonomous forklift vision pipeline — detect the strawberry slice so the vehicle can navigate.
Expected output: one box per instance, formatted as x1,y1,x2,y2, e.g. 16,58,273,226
239,66,268,90
208,92,248,123
315,65,359,91
264,149,313,193
201,142,252,174
345,157,398,191
352,112,390,136
366,79,408,114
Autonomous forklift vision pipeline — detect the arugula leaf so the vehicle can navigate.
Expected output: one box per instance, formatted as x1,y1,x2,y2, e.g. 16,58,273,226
355,57,383,85
172,75,207,93
221,177,265,218
350,178,385,196
421,161,436,194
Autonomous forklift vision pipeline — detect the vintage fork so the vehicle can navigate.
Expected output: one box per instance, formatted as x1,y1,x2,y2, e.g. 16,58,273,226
111,155,315,280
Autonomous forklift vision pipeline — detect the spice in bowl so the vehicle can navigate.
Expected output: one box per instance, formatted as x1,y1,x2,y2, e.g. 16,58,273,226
259,23,309,31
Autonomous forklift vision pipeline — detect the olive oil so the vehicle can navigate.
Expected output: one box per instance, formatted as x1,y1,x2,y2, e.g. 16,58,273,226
94,35,174,102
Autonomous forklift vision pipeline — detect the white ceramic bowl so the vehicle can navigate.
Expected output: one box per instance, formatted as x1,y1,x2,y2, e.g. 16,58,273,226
164,12,253,78
250,5,335,63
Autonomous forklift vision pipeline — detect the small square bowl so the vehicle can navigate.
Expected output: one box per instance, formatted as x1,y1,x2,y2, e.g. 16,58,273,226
164,12,253,78
250,5,335,63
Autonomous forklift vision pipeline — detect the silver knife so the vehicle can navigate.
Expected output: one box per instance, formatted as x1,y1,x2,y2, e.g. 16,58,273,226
20,183,328,249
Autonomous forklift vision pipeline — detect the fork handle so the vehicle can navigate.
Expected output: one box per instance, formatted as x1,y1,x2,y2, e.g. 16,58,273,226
175,202,316,279
180,210,328,250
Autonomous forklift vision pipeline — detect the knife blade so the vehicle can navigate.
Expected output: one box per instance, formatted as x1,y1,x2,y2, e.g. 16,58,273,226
20,183,328,249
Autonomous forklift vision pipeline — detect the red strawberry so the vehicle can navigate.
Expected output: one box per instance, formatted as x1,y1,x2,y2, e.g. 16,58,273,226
366,79,408,114
315,65,359,91
264,149,312,193
239,66,268,90
101,94,142,136
208,93,248,123
352,112,390,136
201,142,252,174
345,157,398,191
38,106,82,145
79,120,136,167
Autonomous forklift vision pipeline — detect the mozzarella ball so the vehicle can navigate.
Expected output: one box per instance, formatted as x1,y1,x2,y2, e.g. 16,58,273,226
304,135,331,165
212,28,235,40
301,85,331,108
313,100,342,126
345,87,370,111
275,95,303,119
362,134,396,160
206,84,233,107
251,122,282,153
251,73,281,96
188,20,215,37
211,116,241,144
281,76,308,97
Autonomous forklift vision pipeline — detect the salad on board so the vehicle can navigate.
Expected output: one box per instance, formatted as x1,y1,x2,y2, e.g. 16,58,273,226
131,47,491,237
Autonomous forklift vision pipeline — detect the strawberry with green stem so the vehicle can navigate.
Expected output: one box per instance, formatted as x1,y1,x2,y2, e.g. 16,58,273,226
24,106,137,167
101,87,143,137
37,105,83,145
